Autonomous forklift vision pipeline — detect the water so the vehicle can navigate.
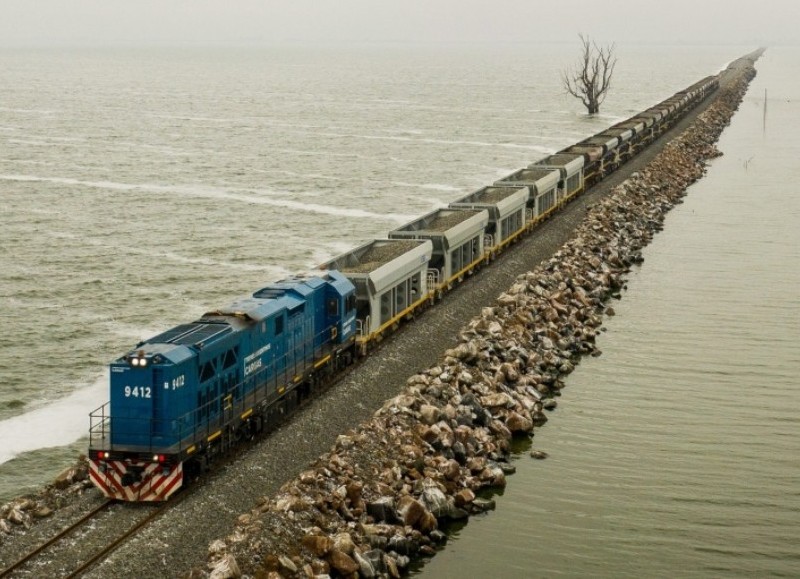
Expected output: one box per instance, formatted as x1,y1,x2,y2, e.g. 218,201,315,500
1,42,789,573
418,48,800,578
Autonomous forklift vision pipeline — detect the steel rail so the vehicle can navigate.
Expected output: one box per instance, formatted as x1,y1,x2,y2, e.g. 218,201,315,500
0,500,112,578
64,490,192,578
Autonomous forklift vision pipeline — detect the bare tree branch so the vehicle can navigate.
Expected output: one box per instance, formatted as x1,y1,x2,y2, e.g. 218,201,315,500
561,34,617,114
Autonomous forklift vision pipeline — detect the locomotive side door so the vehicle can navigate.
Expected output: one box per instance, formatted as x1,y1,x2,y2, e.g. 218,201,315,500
151,367,167,444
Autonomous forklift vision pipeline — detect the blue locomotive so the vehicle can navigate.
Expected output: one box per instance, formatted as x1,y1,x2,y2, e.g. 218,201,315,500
89,271,356,501
88,73,719,501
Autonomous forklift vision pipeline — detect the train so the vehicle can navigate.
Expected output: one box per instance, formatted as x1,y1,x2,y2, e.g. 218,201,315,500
88,74,719,501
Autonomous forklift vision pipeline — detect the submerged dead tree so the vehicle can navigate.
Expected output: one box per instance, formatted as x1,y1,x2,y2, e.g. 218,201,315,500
562,34,617,115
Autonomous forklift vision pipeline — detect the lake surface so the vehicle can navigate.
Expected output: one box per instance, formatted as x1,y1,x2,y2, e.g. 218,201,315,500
3,42,796,576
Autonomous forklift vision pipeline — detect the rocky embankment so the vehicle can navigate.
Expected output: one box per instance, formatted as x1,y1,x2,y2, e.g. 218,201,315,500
195,62,758,579
0,458,91,537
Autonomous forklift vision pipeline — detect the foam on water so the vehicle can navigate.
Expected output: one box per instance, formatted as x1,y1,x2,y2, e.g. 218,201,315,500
0,173,411,222
0,107,56,114
0,373,106,466
244,196,414,222
389,182,464,192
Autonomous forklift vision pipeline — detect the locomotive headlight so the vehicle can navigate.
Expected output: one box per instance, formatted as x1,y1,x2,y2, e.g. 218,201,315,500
130,356,148,367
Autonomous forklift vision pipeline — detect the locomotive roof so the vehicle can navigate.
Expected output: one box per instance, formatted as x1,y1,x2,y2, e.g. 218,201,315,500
135,322,234,354
117,326,219,364
214,274,325,322
116,272,353,361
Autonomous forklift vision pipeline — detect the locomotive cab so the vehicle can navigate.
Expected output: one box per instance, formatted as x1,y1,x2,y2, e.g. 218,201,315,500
108,344,195,448
89,342,200,501
89,272,356,502
323,270,357,344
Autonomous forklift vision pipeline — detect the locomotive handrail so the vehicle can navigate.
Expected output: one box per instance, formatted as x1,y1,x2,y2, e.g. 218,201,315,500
94,323,341,453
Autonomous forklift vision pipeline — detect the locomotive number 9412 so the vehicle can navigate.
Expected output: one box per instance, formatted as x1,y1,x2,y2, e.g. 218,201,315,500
165,375,185,390
123,386,152,398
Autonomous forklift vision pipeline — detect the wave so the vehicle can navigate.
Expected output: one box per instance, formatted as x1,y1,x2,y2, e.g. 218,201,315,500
148,113,245,123
269,147,383,160
307,243,360,269
389,181,462,192
0,174,411,222
257,197,413,223
7,138,52,146
0,158,49,165
254,168,346,182
0,107,55,115
1,173,146,190
60,232,295,275
276,129,557,151
0,374,106,466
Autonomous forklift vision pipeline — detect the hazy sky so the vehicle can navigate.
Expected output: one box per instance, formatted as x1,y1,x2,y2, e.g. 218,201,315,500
1,0,796,47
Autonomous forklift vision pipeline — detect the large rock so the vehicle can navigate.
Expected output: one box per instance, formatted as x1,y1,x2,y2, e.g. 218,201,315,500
440,458,461,481
420,481,451,518
328,549,360,575
54,466,80,489
454,488,476,507
505,410,533,433
481,392,514,409
302,533,333,557
366,496,400,524
278,555,298,574
208,540,226,555
208,554,241,579
388,534,416,556
419,404,441,426
274,495,310,513
355,549,384,578
397,495,427,528
333,532,356,556
7,508,29,527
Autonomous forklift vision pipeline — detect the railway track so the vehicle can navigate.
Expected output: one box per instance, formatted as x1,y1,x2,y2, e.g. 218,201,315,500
0,493,188,578
1,372,351,579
